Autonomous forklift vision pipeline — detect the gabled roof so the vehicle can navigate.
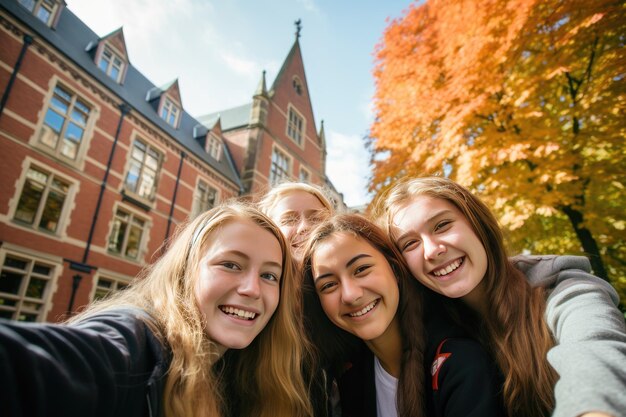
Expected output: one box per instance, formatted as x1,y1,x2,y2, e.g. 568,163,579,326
2,1,240,188
100,27,128,60
270,39,300,94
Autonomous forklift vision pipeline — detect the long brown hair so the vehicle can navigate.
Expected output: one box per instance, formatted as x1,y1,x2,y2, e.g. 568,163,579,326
73,201,314,417
302,213,426,417
374,176,557,417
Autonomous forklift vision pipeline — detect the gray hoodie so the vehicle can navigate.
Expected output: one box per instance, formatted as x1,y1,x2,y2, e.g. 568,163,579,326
513,255,626,417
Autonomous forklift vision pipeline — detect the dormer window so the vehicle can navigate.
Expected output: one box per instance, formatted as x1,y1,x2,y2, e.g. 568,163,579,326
98,46,124,82
160,98,179,128
18,0,59,26
206,134,221,160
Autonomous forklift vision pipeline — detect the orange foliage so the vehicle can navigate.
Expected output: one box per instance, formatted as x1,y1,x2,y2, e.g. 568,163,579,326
369,0,625,298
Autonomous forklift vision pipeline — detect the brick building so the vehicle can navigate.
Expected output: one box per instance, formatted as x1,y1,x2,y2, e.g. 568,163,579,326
0,1,343,322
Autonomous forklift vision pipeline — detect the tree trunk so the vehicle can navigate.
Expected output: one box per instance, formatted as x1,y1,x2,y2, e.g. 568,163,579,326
561,204,608,282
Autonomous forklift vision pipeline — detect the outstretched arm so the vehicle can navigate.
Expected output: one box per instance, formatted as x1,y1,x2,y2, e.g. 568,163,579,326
515,255,626,417
0,309,164,417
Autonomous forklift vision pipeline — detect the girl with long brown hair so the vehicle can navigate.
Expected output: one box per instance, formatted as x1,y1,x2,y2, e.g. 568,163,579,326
302,213,505,417
0,201,314,417
374,176,626,417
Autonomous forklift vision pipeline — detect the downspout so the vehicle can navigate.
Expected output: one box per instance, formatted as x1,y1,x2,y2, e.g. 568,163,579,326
165,150,186,240
0,34,33,117
82,102,131,264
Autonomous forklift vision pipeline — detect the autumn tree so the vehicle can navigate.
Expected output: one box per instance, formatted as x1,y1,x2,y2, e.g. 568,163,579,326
369,0,625,300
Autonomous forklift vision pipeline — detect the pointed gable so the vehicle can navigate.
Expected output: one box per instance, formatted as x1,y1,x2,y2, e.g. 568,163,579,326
269,38,318,149
101,27,128,61
163,79,183,108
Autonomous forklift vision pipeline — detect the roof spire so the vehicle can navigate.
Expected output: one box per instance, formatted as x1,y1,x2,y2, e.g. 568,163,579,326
295,19,302,39
255,70,267,96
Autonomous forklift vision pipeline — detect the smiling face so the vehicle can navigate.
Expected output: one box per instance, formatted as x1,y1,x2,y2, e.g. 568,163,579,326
391,195,488,309
268,190,330,260
311,232,400,345
194,218,282,355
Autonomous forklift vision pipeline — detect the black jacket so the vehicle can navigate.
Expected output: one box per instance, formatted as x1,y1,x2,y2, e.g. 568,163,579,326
0,309,170,417
337,314,505,417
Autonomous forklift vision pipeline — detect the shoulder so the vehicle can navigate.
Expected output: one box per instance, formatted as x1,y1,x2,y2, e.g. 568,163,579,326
428,338,505,417
430,338,495,389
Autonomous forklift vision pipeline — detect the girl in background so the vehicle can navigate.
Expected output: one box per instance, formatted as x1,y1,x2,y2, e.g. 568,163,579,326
302,213,504,417
374,176,626,417
0,202,314,417
259,182,357,417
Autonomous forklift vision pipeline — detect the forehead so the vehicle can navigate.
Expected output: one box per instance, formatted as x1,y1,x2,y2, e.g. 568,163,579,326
204,218,281,255
392,195,458,227
313,232,377,263
270,190,328,217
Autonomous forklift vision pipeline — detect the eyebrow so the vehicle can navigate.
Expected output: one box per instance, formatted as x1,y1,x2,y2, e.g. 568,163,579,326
221,250,282,270
314,253,372,282
394,209,453,242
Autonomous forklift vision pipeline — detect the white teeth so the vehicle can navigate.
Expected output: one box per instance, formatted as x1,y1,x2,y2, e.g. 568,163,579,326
433,258,463,277
349,299,378,317
220,306,257,320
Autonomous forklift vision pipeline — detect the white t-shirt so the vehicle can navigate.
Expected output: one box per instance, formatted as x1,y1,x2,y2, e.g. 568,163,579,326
374,356,398,417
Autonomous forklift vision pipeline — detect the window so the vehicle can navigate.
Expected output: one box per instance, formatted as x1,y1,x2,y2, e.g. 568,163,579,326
270,148,291,184
299,168,310,183
107,208,146,260
92,275,129,301
18,0,58,26
13,166,70,234
287,107,304,145
193,180,217,218
292,77,303,95
98,46,124,82
160,98,179,127
38,85,91,161
124,140,161,200
0,254,55,322
207,135,221,160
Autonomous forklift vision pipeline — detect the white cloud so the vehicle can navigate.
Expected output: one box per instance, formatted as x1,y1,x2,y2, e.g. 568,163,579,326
220,52,260,78
296,0,319,13
326,130,373,207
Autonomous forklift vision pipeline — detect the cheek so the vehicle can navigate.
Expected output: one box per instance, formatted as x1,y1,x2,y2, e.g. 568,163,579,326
319,295,338,318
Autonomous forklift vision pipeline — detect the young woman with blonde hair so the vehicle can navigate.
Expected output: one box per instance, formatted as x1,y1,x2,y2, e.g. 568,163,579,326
374,176,626,417
0,201,314,417
258,182,360,417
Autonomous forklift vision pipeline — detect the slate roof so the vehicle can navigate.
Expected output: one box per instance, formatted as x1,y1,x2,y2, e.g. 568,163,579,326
198,103,252,132
2,1,241,188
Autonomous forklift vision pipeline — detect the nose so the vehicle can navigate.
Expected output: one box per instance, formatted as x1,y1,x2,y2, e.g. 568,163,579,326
237,271,261,299
296,217,311,236
341,278,363,305
423,236,446,260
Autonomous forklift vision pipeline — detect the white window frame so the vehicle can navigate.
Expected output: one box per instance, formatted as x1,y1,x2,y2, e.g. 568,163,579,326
206,134,222,161
123,138,162,201
270,146,291,184
18,0,59,26
192,179,219,218
286,105,305,147
10,160,77,237
106,205,149,261
160,97,180,128
0,247,61,322
34,83,94,164
98,45,125,83
90,271,131,302
299,167,311,183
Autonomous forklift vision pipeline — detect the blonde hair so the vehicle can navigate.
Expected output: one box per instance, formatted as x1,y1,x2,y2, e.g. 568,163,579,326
72,201,313,417
258,181,335,216
373,176,557,417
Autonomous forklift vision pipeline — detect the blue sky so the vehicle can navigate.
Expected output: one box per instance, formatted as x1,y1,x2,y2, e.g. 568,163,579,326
66,0,413,206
